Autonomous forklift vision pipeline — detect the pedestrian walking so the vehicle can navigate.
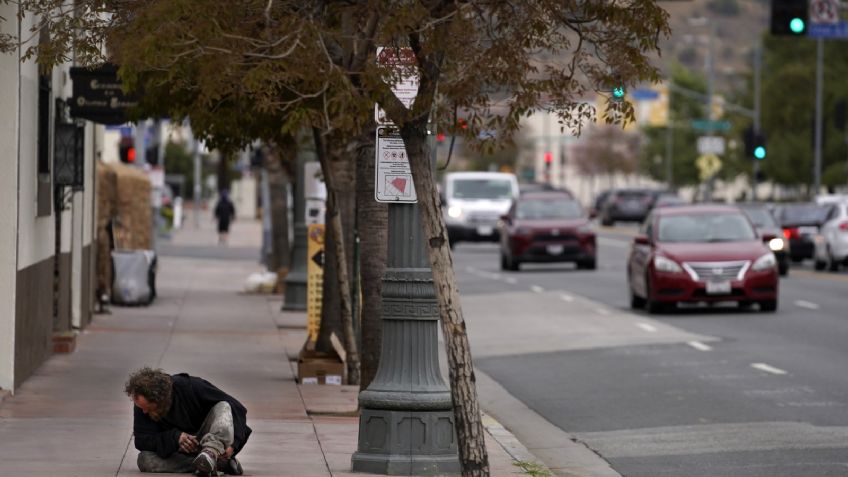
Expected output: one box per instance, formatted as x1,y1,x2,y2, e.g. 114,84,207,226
125,367,251,476
214,190,236,245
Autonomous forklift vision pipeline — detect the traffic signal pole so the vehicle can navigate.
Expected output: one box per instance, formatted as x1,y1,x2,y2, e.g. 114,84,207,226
814,38,824,196
752,42,762,201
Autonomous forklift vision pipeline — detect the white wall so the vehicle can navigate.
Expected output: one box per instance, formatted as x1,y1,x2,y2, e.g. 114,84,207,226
16,14,55,270
0,2,20,391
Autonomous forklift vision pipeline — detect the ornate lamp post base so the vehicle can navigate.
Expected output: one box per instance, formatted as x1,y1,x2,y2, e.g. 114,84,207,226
352,408,460,475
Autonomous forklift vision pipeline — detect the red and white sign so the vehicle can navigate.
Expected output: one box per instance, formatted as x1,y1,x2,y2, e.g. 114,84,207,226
374,126,416,203
375,47,419,125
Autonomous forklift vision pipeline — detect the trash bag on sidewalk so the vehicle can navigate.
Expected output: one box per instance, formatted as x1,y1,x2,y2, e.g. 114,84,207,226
112,250,157,306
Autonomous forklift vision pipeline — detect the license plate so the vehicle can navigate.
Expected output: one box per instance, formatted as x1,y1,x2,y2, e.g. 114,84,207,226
799,226,818,235
705,280,731,295
546,244,564,255
477,226,493,236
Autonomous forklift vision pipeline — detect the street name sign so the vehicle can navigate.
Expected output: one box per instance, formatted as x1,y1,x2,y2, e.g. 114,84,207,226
690,119,731,132
375,126,417,203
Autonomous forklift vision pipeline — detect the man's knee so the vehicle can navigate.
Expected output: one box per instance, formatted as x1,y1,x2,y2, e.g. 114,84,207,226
212,401,231,415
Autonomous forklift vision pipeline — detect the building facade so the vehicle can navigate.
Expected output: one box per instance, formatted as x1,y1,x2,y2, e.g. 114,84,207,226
0,4,100,392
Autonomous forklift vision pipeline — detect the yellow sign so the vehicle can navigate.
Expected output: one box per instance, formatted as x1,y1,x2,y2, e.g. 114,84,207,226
647,84,669,127
306,224,325,343
696,153,722,181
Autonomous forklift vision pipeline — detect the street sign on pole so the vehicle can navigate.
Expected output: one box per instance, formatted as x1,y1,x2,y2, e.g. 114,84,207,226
690,119,731,132
375,47,419,125
808,0,848,38
375,126,417,203
697,136,726,155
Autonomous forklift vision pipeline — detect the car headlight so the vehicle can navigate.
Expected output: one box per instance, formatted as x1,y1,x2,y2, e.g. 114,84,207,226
654,256,682,273
768,238,785,251
447,206,462,218
751,253,777,271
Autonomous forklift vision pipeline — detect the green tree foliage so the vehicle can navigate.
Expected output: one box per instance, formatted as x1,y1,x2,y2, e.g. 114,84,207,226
1,2,671,474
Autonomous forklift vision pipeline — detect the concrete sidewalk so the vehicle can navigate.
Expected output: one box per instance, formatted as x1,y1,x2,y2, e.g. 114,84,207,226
0,216,535,476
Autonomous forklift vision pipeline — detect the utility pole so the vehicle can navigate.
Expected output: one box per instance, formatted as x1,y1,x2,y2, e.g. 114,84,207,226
704,20,716,202
192,136,201,229
814,38,824,197
282,150,310,311
752,42,762,202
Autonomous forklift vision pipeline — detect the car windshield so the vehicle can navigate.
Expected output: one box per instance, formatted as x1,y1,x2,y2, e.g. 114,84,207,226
657,213,757,243
452,179,513,200
516,199,583,220
779,204,831,226
617,191,651,200
741,208,778,228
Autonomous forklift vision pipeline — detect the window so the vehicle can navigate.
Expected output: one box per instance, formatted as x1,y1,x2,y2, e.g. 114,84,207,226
36,69,52,216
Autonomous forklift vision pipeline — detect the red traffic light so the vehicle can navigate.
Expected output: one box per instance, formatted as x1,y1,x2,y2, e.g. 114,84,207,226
544,151,553,164
436,133,446,142
127,147,136,163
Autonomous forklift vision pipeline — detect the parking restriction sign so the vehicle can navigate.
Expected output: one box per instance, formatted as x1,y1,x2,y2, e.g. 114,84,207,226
375,126,416,203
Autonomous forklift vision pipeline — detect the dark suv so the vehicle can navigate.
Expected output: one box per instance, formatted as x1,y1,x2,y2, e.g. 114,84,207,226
599,189,656,226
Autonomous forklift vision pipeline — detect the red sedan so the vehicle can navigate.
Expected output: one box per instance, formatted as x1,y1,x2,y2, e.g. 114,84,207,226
499,193,596,271
628,205,779,313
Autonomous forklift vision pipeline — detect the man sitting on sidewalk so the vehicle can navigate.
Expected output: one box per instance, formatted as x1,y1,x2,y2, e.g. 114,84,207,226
125,367,252,476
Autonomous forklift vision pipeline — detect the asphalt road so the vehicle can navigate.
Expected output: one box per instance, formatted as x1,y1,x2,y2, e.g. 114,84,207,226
453,229,848,477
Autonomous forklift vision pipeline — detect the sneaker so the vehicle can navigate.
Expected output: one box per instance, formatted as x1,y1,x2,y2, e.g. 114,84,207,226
193,448,219,474
217,456,243,475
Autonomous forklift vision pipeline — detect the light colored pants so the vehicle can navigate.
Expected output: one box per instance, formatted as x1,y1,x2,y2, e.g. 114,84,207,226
137,401,234,473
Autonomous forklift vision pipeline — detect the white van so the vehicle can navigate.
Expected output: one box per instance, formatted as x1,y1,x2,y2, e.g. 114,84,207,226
442,171,519,245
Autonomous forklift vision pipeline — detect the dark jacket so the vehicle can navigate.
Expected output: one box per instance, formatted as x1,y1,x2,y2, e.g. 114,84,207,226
133,373,252,458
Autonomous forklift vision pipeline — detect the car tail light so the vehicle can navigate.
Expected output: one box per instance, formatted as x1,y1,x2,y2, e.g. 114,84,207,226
839,221,848,231
783,228,799,239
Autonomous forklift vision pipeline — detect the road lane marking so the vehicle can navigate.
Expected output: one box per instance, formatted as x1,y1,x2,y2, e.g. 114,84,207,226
531,285,545,293
687,341,712,352
792,268,848,283
794,300,820,310
637,323,657,333
595,308,611,315
560,293,574,302
751,363,787,375
504,277,517,285
465,267,477,273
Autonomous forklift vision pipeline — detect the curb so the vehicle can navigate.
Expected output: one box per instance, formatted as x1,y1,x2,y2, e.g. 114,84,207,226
482,411,554,475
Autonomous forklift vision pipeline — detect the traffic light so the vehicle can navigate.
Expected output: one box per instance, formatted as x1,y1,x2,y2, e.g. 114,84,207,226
611,85,626,102
770,0,808,36
544,151,553,168
119,137,135,163
743,126,766,160
835,100,847,131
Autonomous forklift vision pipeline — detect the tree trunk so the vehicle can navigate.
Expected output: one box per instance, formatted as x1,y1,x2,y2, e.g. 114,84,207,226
314,129,361,385
401,121,489,477
265,143,292,277
354,127,386,390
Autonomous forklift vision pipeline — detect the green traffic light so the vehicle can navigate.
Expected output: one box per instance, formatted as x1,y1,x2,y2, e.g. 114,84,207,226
789,17,805,34
612,86,625,101
754,146,766,160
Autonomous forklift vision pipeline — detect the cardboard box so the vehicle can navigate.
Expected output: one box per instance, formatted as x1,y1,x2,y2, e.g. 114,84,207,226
297,349,345,385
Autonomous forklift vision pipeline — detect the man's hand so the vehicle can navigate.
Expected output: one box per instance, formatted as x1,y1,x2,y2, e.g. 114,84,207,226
178,432,199,453
223,446,234,459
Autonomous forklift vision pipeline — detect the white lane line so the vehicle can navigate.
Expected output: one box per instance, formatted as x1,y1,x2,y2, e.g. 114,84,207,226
599,237,628,248
794,300,820,310
560,293,574,302
531,285,545,294
504,277,517,285
465,267,477,273
595,308,611,315
751,363,788,375
637,323,658,333
687,341,713,352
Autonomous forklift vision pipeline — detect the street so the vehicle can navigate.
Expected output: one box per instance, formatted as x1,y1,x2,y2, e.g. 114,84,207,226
455,227,848,477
